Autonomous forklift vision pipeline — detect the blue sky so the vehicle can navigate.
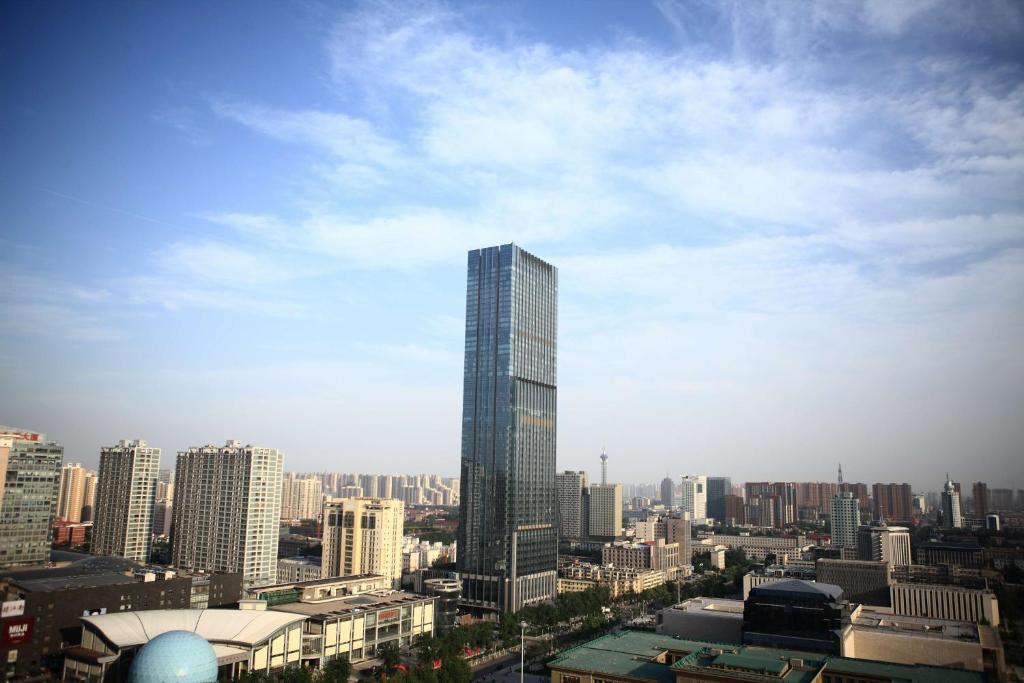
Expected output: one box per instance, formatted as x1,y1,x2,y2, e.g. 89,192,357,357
1,0,1022,489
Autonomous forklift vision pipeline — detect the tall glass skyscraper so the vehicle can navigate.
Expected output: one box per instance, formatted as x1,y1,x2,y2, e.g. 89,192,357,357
457,244,558,613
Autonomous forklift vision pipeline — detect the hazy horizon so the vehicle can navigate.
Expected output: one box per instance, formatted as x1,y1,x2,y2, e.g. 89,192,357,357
2,1,1022,491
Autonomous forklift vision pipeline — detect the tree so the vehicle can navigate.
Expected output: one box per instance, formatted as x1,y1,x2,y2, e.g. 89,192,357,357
378,641,402,671
318,657,352,683
763,552,777,567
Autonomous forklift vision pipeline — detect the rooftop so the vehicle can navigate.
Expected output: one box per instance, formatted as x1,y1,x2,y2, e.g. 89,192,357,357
0,556,146,591
749,579,843,601
81,609,306,649
271,590,433,618
547,631,717,683
550,630,985,683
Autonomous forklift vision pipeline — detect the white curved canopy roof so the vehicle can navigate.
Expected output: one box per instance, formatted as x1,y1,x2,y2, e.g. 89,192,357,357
82,609,306,649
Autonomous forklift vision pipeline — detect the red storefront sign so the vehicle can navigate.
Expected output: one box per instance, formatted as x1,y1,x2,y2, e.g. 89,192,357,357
2,618,33,646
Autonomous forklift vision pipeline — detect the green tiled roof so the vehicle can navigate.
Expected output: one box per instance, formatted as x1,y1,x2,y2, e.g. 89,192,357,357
547,631,706,683
549,630,986,683
711,653,788,675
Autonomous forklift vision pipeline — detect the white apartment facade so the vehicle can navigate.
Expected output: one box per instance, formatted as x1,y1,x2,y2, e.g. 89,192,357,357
588,483,623,539
322,497,404,587
92,440,160,562
171,440,283,587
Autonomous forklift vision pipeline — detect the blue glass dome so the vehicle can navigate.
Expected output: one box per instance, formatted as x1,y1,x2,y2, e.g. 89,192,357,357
129,630,218,683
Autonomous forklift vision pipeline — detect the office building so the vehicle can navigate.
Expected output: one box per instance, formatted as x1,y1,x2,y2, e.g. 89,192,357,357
916,540,984,568
829,491,860,549
871,483,913,522
588,483,623,540
322,497,404,587
281,474,323,521
92,439,160,562
816,559,892,606
699,533,807,562
972,481,989,516
656,597,745,643
889,583,1000,625
80,471,98,522
602,540,680,573
0,427,63,568
705,476,731,521
635,512,692,566
556,470,588,540
56,462,88,523
680,475,707,519
743,579,845,654
856,524,911,567
942,475,963,528
171,440,283,587
660,475,674,509
457,244,558,612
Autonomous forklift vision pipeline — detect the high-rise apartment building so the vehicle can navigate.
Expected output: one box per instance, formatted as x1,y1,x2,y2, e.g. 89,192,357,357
281,475,323,520
171,440,283,587
971,482,989,516
457,244,558,612
680,475,708,519
839,481,871,518
92,439,160,562
0,427,63,568
56,462,88,523
989,488,1013,511
556,471,588,540
871,483,913,523
660,475,674,509
321,497,404,587
706,477,731,521
830,491,861,549
81,471,98,522
588,484,623,540
156,468,175,501
941,476,963,529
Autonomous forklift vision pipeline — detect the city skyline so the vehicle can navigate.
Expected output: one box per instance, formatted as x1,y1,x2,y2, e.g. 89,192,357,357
2,1,1022,486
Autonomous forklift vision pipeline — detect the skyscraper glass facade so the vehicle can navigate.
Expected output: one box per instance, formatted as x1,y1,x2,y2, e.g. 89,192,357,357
457,244,558,612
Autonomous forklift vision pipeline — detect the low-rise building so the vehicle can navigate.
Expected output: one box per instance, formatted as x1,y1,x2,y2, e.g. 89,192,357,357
276,557,322,584
248,574,390,605
62,608,306,681
844,605,1005,679
915,540,984,568
696,533,808,562
655,597,744,643
740,564,816,599
558,563,667,598
548,630,985,683
269,586,435,665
